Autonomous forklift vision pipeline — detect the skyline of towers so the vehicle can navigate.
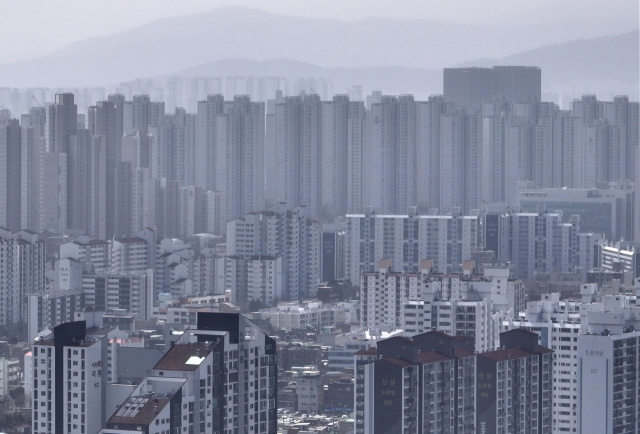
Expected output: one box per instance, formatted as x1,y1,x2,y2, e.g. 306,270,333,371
443,65,542,109
0,67,636,248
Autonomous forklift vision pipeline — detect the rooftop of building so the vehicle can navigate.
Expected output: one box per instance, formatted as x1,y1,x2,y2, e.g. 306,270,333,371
73,239,109,246
382,357,415,368
503,328,539,338
86,326,116,336
354,347,377,356
454,347,476,358
34,338,99,347
248,255,280,261
383,336,417,345
107,395,170,426
154,342,217,372
479,347,535,362
479,344,552,361
114,237,146,244
418,330,474,342
417,351,452,363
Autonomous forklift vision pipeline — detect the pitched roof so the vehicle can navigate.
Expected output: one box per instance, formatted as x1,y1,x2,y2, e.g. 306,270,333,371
417,351,452,364
479,348,535,362
381,357,415,368
154,343,215,371
108,396,170,426
355,347,377,356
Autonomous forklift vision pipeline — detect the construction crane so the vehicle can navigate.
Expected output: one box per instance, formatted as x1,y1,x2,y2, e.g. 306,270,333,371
32,95,42,108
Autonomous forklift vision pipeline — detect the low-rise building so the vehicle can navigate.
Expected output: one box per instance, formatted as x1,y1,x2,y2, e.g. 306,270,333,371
260,301,349,331
297,370,322,413
0,357,19,398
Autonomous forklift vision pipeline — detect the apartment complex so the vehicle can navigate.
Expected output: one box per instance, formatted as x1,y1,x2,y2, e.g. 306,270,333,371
356,329,552,434
33,312,278,434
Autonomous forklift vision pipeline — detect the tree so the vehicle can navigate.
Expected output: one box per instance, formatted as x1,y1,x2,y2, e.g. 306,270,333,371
9,386,25,408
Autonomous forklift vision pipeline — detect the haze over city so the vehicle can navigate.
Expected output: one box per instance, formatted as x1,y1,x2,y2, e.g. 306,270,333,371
0,1,637,434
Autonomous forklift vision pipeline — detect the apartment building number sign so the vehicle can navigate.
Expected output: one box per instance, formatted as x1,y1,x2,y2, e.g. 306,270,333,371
91,360,102,387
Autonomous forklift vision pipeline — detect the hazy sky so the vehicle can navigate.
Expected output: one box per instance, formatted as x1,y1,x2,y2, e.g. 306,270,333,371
0,0,637,63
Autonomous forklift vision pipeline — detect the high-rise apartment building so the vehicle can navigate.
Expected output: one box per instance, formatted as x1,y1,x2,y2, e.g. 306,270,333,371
42,151,67,233
195,94,225,191
360,333,468,434
345,207,480,285
197,95,266,221
361,259,523,351
223,203,320,304
477,329,553,434
0,228,46,333
148,107,196,186
266,93,323,213
636,107,640,242
45,93,77,154
68,130,111,237
367,95,423,214
502,292,584,433
572,95,639,189
483,207,582,280
346,99,369,213
122,94,165,136
88,100,121,236
217,96,265,221
320,223,346,282
31,312,278,434
26,289,84,342
60,235,111,273
444,66,541,109
518,185,634,242
358,329,551,434
110,236,150,275
501,280,640,433
440,108,482,212
321,96,366,216
579,329,640,434
162,312,278,434
82,272,153,320
20,120,45,233
0,118,22,231
481,97,520,204
31,321,108,434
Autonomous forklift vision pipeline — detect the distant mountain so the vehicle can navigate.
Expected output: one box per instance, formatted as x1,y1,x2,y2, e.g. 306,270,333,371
0,6,637,88
495,0,638,27
172,30,639,100
458,30,639,94
169,59,444,98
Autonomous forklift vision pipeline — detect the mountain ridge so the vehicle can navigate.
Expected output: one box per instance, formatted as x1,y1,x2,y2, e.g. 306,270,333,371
162,30,638,99
0,6,637,88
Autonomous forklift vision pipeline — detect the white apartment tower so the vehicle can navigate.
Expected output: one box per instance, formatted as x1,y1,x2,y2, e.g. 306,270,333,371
60,236,110,274
166,312,278,434
224,203,319,304
7,230,46,332
361,260,523,351
82,272,153,320
345,207,479,285
483,207,581,280
31,321,108,434
110,237,149,274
